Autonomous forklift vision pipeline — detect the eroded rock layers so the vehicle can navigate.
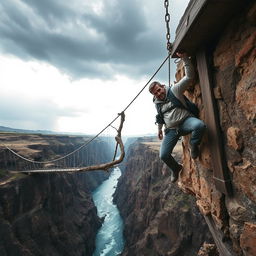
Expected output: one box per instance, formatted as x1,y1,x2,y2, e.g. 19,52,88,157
0,134,111,256
114,138,213,256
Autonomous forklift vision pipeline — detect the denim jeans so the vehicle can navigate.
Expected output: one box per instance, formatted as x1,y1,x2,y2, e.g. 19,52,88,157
159,117,206,171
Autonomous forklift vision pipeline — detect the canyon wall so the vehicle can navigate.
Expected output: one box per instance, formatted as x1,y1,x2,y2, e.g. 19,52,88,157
175,2,256,255
0,134,111,256
114,137,214,256
114,3,256,256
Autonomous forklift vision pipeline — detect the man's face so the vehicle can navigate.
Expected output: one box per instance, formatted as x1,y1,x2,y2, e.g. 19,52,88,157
150,84,166,100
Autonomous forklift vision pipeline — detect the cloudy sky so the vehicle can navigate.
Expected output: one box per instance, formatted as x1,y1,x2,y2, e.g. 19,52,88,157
0,0,190,136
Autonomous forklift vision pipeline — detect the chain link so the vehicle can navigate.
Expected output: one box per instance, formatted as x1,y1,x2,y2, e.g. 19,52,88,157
164,0,172,86
164,0,172,52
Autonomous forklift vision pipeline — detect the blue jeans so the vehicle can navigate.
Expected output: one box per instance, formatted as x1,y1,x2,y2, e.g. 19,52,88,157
160,117,206,171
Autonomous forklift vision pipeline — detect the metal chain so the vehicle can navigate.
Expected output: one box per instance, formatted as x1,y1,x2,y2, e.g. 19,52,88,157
164,0,172,53
164,0,172,86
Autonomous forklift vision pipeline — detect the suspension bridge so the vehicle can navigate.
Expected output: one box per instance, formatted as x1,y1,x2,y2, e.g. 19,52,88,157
0,112,125,174
0,51,173,176
0,1,175,175
0,42,167,175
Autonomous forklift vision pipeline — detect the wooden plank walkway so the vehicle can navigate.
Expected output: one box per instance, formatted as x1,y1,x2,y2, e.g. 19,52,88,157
10,168,84,174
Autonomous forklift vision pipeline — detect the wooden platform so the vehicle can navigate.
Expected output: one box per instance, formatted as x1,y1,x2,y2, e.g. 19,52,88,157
171,0,250,57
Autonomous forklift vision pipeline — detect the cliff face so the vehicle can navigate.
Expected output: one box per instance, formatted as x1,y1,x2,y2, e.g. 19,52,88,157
114,138,213,256
0,134,111,256
0,173,101,256
114,4,255,256
173,3,256,255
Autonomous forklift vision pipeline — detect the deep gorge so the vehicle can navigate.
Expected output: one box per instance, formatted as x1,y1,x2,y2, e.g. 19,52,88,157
0,1,255,255
0,134,214,256
114,137,214,256
0,134,111,256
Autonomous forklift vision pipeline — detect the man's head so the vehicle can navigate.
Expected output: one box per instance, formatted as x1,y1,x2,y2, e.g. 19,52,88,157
149,81,166,100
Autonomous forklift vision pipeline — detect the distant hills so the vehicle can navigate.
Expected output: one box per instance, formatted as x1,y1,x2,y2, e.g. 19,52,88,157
0,125,95,136
0,126,58,135
0,126,156,137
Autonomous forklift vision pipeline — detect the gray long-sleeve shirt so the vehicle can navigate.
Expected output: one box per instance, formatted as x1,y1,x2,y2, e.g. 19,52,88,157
154,57,195,129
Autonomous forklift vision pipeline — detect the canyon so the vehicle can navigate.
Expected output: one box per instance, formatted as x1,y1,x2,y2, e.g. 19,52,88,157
0,133,216,256
114,138,214,256
0,133,110,256
0,2,255,255
113,2,256,255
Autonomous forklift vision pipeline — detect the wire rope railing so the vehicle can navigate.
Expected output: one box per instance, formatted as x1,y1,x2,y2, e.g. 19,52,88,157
1,0,175,173
2,53,171,170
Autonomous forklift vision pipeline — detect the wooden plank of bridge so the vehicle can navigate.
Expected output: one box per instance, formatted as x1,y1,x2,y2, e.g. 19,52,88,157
196,49,232,196
8,168,83,174
20,168,83,173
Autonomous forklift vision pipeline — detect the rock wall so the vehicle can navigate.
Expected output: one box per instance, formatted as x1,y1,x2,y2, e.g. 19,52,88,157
175,3,256,256
0,134,111,256
114,137,213,256
114,4,255,256
0,173,101,256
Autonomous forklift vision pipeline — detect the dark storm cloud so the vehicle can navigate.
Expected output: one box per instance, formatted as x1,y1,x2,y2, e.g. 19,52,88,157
0,0,167,79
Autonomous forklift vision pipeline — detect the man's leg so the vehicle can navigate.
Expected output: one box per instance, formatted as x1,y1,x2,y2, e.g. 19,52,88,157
179,117,206,158
160,129,182,182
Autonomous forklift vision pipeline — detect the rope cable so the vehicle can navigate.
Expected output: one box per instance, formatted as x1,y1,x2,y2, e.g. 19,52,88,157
168,55,171,87
3,53,171,165
122,53,171,112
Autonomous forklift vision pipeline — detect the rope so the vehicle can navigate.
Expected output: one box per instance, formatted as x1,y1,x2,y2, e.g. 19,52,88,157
3,53,171,165
122,53,171,112
168,55,171,87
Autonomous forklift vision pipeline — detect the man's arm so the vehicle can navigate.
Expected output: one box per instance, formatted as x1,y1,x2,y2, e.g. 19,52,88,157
158,124,163,140
172,53,194,96
154,104,164,140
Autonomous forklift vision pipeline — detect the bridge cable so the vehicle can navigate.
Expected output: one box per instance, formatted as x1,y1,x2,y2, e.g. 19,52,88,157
3,53,171,165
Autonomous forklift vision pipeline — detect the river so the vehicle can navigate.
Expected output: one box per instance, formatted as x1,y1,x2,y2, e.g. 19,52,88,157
92,167,124,256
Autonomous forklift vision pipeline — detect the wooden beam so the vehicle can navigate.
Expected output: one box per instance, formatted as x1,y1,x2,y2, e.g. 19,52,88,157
172,0,207,56
171,0,250,57
196,49,233,196
204,215,235,256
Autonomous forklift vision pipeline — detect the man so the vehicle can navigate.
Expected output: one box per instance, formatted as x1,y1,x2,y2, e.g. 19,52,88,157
149,52,206,183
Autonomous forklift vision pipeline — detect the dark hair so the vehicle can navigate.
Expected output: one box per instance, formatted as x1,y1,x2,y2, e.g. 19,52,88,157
149,81,161,93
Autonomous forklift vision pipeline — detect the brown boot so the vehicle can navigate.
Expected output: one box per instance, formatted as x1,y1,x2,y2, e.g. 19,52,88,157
171,164,182,183
190,144,199,159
